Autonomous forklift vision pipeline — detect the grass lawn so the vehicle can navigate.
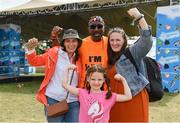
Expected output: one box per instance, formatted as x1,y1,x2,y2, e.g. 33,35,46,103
0,81,46,122
0,80,180,122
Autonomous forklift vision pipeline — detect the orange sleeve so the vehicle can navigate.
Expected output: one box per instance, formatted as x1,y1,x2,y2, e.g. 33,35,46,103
26,51,47,66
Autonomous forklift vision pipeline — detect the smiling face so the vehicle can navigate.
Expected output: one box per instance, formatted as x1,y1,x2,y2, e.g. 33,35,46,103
88,72,105,93
88,22,104,41
88,16,105,42
109,32,125,52
63,38,79,55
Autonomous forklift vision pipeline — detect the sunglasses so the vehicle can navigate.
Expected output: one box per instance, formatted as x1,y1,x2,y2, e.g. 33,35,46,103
89,24,103,29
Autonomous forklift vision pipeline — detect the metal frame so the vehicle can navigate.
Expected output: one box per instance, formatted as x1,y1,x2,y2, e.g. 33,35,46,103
0,0,168,17
170,0,180,5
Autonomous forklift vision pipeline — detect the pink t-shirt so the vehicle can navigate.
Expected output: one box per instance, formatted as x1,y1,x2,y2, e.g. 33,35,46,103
78,88,117,122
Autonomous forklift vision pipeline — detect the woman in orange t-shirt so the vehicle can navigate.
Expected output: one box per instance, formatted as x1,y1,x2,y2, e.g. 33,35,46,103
107,8,152,122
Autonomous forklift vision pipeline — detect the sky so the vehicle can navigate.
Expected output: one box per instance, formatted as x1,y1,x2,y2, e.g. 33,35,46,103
0,0,31,11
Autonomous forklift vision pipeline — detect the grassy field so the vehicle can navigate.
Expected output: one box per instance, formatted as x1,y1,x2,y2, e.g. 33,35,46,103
0,80,180,122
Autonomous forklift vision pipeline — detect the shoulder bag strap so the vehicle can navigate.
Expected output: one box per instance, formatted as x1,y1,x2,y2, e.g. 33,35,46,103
65,69,75,99
123,48,140,75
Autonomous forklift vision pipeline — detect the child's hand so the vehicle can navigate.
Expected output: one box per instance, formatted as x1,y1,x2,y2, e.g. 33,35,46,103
64,64,76,87
62,81,67,88
68,64,77,71
114,74,124,81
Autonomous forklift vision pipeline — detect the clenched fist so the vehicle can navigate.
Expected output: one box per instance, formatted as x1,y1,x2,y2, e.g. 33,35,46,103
51,26,63,37
127,7,142,20
25,37,39,50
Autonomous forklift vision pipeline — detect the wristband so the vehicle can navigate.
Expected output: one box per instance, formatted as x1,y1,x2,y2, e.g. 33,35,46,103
135,14,144,23
130,14,144,26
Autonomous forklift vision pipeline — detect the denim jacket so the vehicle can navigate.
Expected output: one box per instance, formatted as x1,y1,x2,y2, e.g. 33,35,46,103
116,26,153,96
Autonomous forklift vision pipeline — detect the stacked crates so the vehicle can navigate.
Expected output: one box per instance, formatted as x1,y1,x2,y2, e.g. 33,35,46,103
0,24,21,77
19,49,36,74
156,5,180,93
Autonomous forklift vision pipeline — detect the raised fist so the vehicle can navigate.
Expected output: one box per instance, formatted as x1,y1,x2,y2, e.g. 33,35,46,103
25,37,39,50
51,26,63,36
127,7,142,20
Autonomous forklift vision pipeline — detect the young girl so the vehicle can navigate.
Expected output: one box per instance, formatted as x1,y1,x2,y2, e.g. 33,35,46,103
62,64,132,122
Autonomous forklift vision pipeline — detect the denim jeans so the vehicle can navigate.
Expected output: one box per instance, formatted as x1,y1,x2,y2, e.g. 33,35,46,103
44,96,79,123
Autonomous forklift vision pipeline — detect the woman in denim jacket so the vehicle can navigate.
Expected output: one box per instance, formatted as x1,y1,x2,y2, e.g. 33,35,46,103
107,8,153,122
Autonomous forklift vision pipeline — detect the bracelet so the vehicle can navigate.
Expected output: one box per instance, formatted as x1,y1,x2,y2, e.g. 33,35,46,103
135,14,144,23
131,14,144,26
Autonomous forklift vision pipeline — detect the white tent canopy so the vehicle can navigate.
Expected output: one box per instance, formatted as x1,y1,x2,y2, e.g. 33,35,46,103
0,0,168,40
0,0,96,12
0,0,31,11
0,0,162,15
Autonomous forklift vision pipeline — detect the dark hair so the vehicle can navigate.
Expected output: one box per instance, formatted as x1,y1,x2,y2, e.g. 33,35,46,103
61,29,82,62
85,65,112,99
107,27,128,66
61,39,82,62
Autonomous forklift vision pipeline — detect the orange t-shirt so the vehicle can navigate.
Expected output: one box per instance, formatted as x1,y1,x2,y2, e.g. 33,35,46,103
79,36,108,87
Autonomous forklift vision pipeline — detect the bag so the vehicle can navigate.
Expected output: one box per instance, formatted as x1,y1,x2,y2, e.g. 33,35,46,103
143,57,164,102
123,48,164,102
46,100,69,117
46,70,75,117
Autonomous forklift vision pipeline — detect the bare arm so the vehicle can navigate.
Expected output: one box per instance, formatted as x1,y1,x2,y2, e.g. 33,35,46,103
51,26,63,47
127,7,148,30
25,38,47,66
62,65,78,96
127,8,152,61
114,74,132,102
